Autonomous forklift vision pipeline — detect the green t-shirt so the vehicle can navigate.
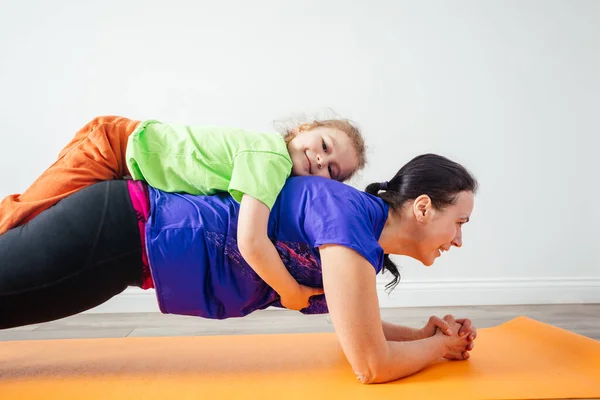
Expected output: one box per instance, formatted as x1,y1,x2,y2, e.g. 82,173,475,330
125,120,293,209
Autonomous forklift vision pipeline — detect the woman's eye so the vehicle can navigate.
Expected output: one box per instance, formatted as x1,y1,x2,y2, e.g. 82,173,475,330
322,140,328,152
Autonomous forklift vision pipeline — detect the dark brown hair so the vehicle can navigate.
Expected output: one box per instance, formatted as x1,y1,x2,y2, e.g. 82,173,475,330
366,153,478,291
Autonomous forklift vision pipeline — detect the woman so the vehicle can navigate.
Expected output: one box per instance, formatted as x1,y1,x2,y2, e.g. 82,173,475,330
0,153,478,384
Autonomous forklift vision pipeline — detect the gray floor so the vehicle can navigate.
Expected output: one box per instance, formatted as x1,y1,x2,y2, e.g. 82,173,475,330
1,304,599,341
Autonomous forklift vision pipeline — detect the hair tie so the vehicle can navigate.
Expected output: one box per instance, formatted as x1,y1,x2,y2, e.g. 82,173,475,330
379,181,388,191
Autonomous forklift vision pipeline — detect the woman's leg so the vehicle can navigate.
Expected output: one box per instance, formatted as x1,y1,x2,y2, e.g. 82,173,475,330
0,180,144,329
0,116,140,235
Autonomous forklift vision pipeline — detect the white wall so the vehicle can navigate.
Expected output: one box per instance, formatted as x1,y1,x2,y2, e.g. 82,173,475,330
1,0,598,311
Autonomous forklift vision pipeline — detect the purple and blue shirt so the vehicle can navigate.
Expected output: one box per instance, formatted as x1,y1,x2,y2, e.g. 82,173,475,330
130,176,388,319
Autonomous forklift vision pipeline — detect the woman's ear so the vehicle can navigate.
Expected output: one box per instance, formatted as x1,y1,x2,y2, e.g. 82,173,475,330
413,195,432,223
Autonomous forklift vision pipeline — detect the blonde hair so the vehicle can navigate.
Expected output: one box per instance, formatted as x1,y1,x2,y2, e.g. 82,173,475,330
278,117,367,178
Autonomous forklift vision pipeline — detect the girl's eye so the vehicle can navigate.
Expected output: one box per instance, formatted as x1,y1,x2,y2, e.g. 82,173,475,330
322,139,328,152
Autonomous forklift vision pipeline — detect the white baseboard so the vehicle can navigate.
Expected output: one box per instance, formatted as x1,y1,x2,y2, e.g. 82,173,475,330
84,277,600,314
376,277,600,308
85,288,162,314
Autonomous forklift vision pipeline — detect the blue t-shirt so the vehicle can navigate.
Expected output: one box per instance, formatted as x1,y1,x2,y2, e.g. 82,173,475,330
145,176,389,319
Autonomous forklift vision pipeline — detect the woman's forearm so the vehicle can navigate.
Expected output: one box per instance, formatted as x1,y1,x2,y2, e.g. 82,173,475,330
381,320,421,341
361,335,446,384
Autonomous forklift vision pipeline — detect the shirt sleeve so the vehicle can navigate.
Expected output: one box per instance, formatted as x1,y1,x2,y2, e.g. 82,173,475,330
228,151,292,210
303,192,384,273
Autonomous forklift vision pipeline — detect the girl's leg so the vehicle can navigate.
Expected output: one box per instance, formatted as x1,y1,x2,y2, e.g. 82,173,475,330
0,180,143,329
0,116,140,235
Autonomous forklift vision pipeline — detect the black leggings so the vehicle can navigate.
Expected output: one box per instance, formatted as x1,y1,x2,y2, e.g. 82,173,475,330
0,180,144,329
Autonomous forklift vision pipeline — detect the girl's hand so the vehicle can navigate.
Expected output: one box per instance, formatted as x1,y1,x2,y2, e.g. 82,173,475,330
280,284,324,311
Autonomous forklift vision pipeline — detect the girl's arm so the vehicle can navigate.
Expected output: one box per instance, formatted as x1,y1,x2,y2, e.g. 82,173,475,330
238,194,323,310
319,244,470,383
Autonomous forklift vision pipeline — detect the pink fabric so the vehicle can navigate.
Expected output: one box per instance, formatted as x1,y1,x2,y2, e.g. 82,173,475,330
126,180,154,289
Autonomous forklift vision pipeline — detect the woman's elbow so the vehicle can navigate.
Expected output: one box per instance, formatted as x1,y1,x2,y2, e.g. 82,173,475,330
351,355,389,384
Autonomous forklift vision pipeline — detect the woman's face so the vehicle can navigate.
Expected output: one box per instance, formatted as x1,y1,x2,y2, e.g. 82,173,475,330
412,191,474,266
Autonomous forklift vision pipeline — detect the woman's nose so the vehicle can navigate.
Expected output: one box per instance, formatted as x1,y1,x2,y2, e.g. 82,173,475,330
452,231,463,248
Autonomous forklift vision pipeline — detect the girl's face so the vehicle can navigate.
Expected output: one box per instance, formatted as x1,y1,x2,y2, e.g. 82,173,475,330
287,126,358,181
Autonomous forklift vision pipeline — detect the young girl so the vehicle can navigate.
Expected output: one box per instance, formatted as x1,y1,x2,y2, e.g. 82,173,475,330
0,115,366,311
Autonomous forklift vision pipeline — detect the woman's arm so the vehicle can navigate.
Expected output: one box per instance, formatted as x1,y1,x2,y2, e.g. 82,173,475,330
238,195,323,310
381,316,457,341
381,321,423,341
381,318,476,360
319,244,469,384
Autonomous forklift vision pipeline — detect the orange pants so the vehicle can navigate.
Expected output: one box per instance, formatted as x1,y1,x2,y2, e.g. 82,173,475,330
0,116,140,236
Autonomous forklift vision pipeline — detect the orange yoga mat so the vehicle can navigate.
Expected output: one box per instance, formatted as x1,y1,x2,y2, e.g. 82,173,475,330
1,316,599,400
